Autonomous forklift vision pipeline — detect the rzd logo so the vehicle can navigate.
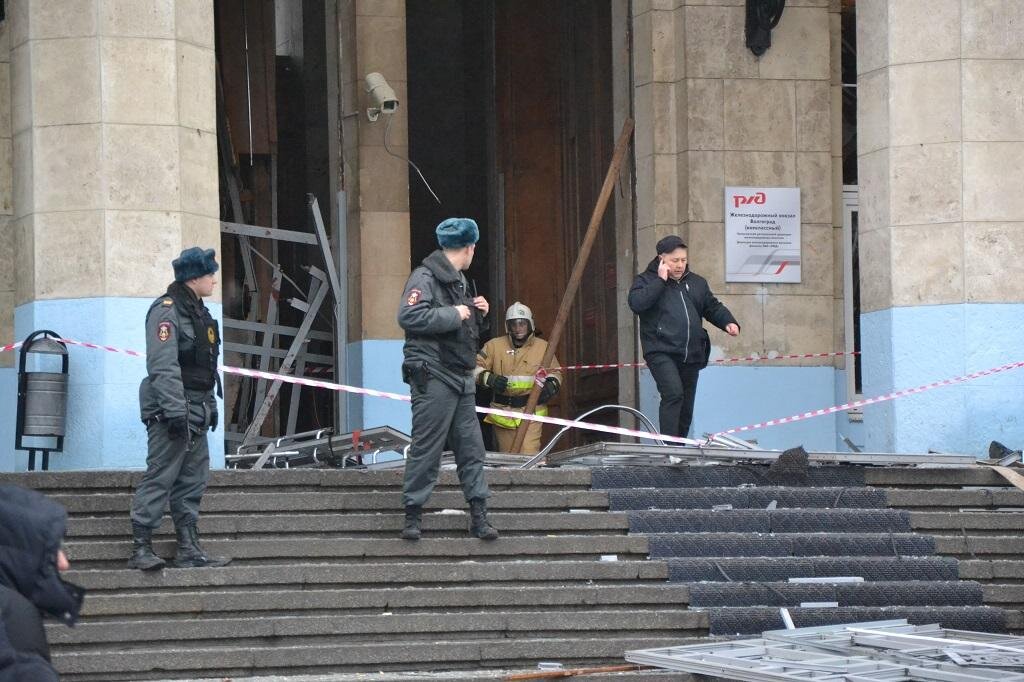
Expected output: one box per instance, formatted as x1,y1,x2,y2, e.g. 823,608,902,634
733,192,766,208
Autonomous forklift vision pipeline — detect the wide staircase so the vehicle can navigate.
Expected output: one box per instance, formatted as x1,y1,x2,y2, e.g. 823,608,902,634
592,463,1024,637
2,459,1022,680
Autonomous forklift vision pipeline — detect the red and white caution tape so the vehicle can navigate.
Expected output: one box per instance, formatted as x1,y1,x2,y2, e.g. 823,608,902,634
709,360,1024,439
59,338,143,357
548,350,859,372
221,364,701,446
8,335,1022,446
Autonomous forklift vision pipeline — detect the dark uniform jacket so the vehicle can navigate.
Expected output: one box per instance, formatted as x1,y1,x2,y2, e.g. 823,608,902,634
398,250,481,393
0,485,85,682
628,257,738,365
138,282,220,429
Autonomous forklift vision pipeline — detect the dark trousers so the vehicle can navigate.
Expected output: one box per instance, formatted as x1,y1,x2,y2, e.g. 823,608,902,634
130,422,210,529
0,586,49,661
403,376,490,509
646,352,702,438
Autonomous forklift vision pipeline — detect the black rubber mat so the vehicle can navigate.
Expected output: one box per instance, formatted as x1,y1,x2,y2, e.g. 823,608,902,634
666,556,960,582
645,532,935,558
687,580,984,607
590,465,866,490
703,605,1007,635
627,508,912,534
608,487,887,511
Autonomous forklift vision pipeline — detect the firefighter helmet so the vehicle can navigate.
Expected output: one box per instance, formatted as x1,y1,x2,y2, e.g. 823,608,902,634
505,302,534,336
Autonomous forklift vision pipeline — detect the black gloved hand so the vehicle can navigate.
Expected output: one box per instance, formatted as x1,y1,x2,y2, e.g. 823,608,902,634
480,371,509,393
166,416,189,441
538,377,560,405
209,410,218,432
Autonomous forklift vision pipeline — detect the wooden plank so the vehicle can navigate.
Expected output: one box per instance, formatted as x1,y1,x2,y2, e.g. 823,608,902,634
994,466,1024,493
509,118,633,453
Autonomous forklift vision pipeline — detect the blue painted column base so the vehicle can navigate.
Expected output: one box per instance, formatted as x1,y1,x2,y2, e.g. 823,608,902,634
346,339,410,435
861,303,1024,455
1,298,225,472
639,365,838,451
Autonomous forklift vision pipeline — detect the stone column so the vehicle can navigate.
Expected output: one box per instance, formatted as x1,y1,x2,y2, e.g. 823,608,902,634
857,0,1024,453
4,0,220,471
634,1,837,449
342,0,412,433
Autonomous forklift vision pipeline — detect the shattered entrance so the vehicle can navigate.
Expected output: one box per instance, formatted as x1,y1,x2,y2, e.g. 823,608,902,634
215,0,340,450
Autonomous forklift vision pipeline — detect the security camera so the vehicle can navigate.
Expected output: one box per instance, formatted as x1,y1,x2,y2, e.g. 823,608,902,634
365,72,398,121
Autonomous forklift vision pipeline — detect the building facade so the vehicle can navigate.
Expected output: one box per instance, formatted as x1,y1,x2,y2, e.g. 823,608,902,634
1,0,1022,472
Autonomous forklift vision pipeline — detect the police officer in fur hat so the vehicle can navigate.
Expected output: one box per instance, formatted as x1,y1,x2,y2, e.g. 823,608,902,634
397,218,497,541
128,247,230,570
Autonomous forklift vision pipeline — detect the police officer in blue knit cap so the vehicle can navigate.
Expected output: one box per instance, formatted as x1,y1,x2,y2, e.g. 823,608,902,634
397,218,497,541
128,247,230,570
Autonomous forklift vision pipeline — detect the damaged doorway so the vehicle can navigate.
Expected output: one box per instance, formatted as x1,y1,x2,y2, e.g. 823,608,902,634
216,0,339,451
407,0,620,448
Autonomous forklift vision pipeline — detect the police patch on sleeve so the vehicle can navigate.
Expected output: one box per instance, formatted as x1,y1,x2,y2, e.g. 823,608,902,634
406,289,422,306
157,321,172,342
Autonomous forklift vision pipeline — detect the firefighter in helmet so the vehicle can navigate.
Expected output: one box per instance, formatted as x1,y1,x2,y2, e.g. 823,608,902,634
476,302,562,454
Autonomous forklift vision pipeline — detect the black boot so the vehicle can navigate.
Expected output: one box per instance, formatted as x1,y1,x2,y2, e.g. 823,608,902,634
171,522,231,568
401,506,422,541
127,522,166,571
469,498,499,540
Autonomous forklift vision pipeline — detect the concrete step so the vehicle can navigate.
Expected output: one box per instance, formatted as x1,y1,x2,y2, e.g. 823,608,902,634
48,489,610,515
0,468,593,493
66,535,650,567
666,556,959,582
147,671,698,682
700,605,1008,636
47,610,707,648
591,465,866,489
66,511,631,539
627,508,911,534
865,467,1011,488
934,535,1024,558
77,583,695,619
67,560,670,592
885,488,1024,510
53,636,695,681
910,511,1024,535
686,580,983,607
982,584,1024,609
608,487,887,511
644,532,934,558
960,559,1024,581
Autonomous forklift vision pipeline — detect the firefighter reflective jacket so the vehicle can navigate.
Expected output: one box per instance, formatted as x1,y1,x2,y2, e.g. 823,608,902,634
476,333,561,429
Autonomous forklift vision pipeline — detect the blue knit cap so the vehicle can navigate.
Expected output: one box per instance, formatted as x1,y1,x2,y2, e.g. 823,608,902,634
435,218,479,249
172,247,219,282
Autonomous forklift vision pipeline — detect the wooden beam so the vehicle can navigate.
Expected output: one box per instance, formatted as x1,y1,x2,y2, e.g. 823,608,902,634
509,118,634,453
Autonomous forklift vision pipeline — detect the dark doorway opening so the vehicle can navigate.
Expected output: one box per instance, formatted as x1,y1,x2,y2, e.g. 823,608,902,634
406,0,619,450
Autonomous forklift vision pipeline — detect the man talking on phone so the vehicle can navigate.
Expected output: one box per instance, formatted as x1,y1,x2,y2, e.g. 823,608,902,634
396,218,498,542
628,235,739,439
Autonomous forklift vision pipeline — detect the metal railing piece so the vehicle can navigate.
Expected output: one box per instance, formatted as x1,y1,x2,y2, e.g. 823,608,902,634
519,404,665,469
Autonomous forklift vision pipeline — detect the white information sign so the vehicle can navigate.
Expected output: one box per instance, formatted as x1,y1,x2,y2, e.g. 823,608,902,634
724,187,801,283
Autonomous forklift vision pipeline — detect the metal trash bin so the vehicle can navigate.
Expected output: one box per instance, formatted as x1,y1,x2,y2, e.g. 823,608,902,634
15,330,69,471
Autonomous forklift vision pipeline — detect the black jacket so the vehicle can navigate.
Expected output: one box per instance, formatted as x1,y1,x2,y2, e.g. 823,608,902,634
628,257,738,364
0,485,85,682
397,250,481,392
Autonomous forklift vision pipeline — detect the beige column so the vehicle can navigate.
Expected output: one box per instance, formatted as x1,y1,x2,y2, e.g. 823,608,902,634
338,0,412,430
0,20,13,369
632,1,837,447
857,0,1024,452
4,0,220,469
10,0,219,306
